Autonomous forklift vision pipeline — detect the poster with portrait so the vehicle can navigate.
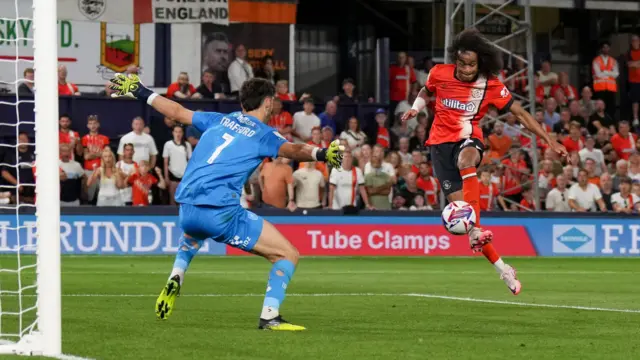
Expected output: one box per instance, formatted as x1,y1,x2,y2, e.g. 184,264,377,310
201,23,290,93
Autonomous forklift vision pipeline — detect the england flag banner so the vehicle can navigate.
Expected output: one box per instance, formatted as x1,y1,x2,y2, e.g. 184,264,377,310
4,0,230,25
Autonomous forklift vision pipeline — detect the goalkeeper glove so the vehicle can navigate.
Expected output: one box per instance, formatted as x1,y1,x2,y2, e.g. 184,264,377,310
109,73,155,103
316,140,345,168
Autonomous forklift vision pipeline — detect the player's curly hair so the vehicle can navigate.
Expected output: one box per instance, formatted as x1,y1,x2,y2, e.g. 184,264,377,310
447,28,503,78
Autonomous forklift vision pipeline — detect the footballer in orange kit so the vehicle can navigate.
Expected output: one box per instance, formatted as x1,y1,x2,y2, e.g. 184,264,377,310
402,29,567,295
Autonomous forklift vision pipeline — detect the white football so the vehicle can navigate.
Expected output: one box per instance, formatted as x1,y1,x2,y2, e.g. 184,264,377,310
441,201,477,235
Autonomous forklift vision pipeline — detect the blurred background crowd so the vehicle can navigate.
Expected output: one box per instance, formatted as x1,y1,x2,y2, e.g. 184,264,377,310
2,1,640,214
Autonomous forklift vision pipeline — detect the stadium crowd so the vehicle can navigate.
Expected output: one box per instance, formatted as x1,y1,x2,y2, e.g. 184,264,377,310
5,38,640,214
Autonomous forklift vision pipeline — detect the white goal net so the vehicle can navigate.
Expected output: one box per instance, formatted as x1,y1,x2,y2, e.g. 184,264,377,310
0,0,61,357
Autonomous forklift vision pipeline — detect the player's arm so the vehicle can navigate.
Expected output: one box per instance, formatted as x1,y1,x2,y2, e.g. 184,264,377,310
509,101,567,156
108,73,194,126
277,142,345,169
400,86,433,122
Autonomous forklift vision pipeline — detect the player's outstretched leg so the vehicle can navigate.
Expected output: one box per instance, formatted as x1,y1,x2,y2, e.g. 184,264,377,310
251,220,305,331
156,234,204,319
457,147,521,295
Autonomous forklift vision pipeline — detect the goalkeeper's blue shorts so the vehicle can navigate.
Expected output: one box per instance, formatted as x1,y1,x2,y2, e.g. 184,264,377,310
179,203,263,251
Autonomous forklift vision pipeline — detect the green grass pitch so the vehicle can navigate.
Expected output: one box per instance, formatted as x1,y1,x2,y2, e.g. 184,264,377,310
1,256,640,359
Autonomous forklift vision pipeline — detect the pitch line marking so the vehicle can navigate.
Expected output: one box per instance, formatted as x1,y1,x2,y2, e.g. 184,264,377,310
55,270,635,275
44,293,640,314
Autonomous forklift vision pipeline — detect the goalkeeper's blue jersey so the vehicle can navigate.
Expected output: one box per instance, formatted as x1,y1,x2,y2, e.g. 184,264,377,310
175,111,287,207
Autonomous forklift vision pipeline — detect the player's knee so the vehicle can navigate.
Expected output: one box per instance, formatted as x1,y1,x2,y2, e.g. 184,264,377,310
457,153,478,170
457,158,474,170
286,246,300,265
267,245,299,266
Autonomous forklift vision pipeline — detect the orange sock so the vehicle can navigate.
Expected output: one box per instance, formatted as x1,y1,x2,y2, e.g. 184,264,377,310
459,167,481,225
459,167,501,264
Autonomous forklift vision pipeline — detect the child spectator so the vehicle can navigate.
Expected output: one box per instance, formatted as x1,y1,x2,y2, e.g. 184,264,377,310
128,161,166,206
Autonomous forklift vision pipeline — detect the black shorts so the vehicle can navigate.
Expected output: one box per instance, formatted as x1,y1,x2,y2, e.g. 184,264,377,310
430,138,484,196
168,172,182,182
630,83,640,103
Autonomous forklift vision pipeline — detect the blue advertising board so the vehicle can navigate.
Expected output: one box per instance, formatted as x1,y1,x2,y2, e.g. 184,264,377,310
0,215,226,255
0,210,637,256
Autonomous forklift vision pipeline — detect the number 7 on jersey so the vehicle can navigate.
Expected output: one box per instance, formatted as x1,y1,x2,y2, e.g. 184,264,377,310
207,133,235,164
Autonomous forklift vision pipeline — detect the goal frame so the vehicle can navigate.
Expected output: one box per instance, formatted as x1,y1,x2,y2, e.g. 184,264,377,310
0,0,61,356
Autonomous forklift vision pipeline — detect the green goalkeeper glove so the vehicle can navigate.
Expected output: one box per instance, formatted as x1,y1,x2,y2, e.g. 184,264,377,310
109,73,154,102
316,140,345,168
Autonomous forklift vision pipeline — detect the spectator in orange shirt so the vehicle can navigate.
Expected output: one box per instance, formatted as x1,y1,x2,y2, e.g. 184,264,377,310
481,142,501,166
410,150,423,174
416,162,440,209
611,121,638,160
59,114,83,160
166,72,199,99
584,158,600,187
276,80,310,102
128,161,166,206
562,122,585,153
304,127,329,179
268,97,293,141
550,72,578,101
82,115,110,203
501,147,529,205
389,52,416,118
57,65,80,96
478,168,507,211
366,108,394,150
519,186,535,211
487,122,512,158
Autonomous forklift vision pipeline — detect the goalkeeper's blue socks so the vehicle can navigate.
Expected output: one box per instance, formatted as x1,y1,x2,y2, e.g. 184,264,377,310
260,259,296,320
169,235,204,285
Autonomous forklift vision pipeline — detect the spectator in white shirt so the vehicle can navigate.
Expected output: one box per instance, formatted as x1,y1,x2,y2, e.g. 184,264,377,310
397,137,412,165
59,144,85,206
503,113,521,138
579,136,606,176
228,44,254,94
292,98,321,143
163,126,193,205
365,144,397,203
329,151,372,210
339,116,368,157
364,145,397,183
611,177,640,214
293,161,325,209
118,117,159,168
537,60,558,97
568,168,607,212
545,174,571,212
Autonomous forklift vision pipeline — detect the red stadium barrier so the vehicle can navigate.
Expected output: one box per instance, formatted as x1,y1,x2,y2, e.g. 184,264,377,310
227,225,536,256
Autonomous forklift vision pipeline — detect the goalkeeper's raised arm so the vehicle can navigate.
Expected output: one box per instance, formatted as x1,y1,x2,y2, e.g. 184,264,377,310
109,73,194,126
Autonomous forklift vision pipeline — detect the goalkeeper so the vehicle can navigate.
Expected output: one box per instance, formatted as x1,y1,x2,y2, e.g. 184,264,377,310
109,74,345,330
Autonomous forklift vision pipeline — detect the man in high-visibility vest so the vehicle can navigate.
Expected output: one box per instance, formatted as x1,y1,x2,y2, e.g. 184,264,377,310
592,41,619,120
627,35,640,126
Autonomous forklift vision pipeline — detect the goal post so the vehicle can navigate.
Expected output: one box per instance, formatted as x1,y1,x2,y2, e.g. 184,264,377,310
33,0,62,356
0,0,61,356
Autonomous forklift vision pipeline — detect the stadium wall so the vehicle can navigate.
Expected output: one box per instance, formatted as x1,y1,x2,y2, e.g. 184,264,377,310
0,208,638,257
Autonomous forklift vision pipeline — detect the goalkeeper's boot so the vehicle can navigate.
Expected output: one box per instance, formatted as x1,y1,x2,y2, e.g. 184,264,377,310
469,227,493,252
156,275,181,320
500,264,522,295
258,316,306,331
